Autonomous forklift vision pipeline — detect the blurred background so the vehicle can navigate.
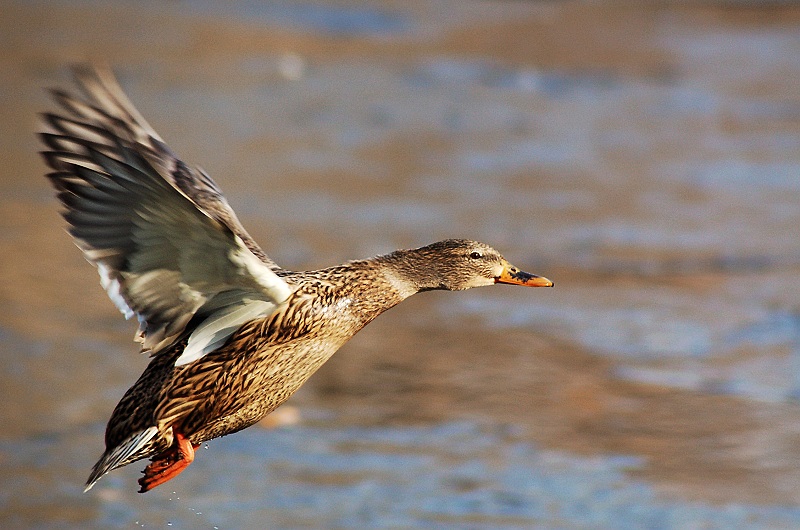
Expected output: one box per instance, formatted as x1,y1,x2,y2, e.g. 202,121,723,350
2,1,800,527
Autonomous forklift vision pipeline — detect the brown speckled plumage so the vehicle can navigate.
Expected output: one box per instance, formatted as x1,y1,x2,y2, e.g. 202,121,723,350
40,66,553,493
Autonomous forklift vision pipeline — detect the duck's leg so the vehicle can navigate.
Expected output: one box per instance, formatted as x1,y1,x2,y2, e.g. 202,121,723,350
138,430,199,493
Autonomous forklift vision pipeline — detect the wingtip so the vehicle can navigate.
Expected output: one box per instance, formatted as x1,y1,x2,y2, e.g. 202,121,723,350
69,61,112,85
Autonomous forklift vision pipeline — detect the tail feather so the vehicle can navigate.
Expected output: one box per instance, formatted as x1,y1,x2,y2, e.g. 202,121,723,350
84,426,159,492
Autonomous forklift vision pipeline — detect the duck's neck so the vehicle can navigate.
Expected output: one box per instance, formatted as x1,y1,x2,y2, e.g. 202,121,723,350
376,247,449,299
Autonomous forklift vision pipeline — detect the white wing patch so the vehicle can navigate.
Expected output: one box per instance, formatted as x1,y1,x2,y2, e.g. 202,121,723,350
230,236,292,304
97,262,135,319
175,299,278,367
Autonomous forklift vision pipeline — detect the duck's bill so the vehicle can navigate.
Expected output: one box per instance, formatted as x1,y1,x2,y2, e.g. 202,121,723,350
495,264,554,287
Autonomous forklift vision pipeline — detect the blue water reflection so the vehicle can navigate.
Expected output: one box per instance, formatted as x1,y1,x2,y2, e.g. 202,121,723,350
83,420,800,528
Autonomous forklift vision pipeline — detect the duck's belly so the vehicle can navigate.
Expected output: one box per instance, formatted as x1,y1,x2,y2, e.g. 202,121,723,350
185,335,347,443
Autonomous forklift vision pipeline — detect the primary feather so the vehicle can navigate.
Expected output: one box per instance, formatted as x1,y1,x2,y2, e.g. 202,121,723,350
42,66,290,358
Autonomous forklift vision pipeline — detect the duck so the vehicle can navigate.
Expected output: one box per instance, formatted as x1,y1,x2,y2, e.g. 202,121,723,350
40,66,553,493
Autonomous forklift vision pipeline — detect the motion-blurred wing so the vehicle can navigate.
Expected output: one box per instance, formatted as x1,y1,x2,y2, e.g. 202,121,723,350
40,65,291,359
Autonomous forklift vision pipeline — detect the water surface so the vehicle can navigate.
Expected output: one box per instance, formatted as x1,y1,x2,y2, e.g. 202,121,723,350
2,1,800,527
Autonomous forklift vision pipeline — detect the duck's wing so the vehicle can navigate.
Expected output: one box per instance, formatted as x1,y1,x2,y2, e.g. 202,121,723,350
41,65,291,358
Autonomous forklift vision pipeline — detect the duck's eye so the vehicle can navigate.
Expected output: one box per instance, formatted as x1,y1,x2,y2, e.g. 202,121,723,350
469,251,483,260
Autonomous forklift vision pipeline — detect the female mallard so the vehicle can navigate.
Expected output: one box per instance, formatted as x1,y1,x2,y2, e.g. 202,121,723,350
40,66,553,493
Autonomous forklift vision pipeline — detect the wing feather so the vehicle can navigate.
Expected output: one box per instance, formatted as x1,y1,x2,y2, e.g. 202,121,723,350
41,65,291,358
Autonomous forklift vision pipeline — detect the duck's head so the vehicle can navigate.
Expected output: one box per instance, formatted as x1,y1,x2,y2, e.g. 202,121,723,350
388,239,553,293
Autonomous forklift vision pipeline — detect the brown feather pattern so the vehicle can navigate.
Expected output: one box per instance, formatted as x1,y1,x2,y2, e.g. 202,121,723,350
40,66,552,492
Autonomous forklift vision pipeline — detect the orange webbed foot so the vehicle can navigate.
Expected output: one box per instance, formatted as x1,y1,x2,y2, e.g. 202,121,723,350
138,431,199,493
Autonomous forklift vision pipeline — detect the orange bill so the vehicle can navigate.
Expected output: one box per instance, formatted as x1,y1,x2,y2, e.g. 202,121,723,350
495,262,553,287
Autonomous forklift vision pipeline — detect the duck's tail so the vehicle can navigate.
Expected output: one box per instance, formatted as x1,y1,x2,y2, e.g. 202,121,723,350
84,426,159,492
